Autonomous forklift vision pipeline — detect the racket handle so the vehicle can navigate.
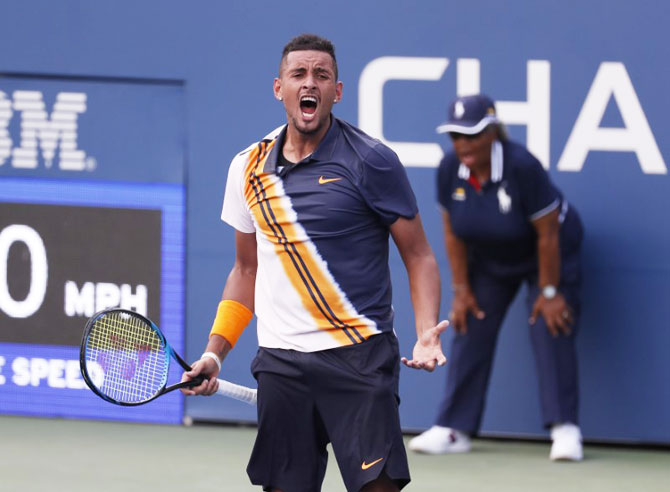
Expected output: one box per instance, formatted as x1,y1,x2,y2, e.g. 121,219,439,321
216,378,257,405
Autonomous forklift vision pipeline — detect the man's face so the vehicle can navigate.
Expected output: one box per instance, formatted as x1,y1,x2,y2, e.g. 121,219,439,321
274,50,342,136
449,128,497,170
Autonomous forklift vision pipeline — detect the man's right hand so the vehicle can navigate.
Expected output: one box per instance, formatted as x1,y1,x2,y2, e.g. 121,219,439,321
180,358,221,396
449,287,485,334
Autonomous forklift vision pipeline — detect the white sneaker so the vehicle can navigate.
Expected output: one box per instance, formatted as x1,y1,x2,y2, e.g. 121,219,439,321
550,423,583,461
408,426,471,454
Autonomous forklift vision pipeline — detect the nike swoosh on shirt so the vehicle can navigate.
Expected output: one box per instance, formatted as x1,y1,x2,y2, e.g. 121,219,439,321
318,176,342,184
361,457,384,470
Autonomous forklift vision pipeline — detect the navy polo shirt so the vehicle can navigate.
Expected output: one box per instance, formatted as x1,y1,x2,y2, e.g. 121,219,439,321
221,116,418,351
437,139,562,277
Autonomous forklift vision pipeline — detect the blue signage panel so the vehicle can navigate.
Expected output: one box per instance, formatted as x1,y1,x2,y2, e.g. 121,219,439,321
1,0,668,443
180,2,670,443
0,75,184,183
0,178,185,423
0,76,186,423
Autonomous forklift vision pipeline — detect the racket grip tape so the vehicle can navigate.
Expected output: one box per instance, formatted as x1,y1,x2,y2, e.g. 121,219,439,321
216,379,257,405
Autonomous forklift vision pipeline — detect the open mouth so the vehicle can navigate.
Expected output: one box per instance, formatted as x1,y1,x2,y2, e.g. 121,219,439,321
300,95,317,118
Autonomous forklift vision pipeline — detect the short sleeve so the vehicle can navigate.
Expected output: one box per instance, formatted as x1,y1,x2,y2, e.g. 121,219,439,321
515,151,560,220
221,151,256,233
436,154,455,212
359,143,418,225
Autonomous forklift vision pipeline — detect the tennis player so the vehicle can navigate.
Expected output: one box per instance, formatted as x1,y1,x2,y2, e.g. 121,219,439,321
181,34,447,492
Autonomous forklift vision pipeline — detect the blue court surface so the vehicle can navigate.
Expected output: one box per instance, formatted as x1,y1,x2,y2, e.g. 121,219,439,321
1,415,667,491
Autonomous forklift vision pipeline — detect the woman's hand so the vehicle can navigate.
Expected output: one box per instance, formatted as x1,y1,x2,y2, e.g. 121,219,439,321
530,293,573,337
449,286,485,334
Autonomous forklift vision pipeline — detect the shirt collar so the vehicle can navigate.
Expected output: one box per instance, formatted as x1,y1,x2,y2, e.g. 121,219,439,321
263,115,340,174
457,140,504,183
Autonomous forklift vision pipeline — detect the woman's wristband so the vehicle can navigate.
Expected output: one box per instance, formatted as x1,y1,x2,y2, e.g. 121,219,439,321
209,299,253,347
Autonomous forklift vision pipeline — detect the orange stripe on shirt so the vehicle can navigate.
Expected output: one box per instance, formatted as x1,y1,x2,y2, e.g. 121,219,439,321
243,142,376,346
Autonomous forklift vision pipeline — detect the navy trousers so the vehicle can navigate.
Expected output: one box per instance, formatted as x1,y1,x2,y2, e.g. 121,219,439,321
434,270,581,434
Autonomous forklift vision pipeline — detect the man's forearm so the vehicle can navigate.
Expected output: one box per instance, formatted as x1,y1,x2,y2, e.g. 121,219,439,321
203,334,234,363
406,252,442,335
390,215,441,335
208,232,257,362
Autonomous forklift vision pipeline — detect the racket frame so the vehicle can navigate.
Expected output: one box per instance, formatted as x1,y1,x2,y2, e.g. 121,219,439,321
80,308,200,406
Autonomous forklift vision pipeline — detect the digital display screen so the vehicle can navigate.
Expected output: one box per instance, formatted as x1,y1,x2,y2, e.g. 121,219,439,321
0,178,185,424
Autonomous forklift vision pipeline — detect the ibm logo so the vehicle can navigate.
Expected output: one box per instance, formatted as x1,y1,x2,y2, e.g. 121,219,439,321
0,90,94,171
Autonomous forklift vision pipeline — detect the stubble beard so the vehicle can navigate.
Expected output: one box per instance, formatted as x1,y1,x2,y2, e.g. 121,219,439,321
290,113,329,137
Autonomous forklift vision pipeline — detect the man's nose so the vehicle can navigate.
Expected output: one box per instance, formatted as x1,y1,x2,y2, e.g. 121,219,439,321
302,74,317,88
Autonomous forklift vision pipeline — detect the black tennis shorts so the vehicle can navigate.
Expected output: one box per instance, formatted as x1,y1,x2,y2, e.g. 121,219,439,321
246,332,410,492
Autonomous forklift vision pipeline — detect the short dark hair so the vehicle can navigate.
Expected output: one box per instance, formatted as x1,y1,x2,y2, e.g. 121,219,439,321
280,33,338,79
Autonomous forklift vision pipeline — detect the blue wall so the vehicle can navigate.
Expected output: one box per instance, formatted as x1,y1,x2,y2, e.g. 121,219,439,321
1,0,668,443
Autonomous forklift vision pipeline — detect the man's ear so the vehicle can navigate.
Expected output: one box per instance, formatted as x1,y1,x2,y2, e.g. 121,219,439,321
273,77,283,101
334,80,343,103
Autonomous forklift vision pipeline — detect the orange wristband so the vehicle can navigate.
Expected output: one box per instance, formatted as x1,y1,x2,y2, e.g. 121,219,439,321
209,300,253,347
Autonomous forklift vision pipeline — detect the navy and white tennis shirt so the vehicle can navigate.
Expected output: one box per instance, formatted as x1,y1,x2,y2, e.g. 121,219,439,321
222,117,418,352
437,139,568,278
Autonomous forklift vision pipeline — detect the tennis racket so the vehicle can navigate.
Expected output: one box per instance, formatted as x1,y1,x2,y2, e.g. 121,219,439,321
80,308,257,406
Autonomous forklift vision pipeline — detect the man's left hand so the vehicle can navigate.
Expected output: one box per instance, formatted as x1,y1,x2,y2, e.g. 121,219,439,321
401,320,449,372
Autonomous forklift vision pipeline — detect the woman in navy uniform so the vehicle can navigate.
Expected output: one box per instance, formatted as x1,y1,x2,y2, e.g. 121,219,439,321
409,94,584,461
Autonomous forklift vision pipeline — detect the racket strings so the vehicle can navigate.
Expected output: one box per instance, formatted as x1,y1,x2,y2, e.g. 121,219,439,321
84,312,169,403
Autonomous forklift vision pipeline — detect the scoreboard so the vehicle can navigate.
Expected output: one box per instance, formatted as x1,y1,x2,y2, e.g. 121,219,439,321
0,75,186,424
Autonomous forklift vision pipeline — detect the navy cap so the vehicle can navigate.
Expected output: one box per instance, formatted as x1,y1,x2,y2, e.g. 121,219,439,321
436,94,499,134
